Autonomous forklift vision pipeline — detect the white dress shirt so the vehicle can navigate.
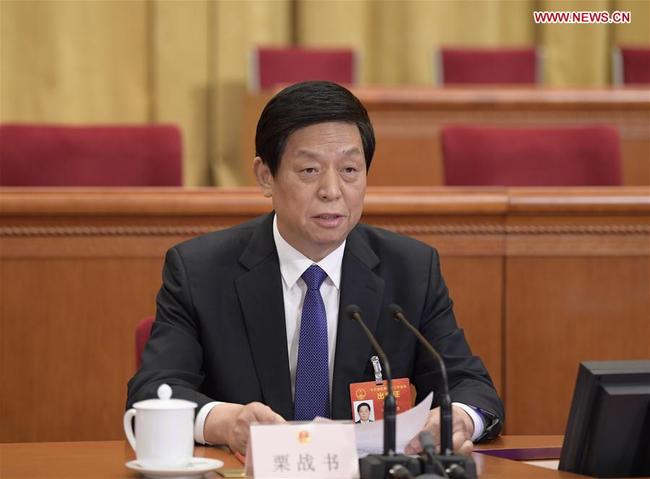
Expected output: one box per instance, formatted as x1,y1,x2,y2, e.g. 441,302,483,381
194,215,484,443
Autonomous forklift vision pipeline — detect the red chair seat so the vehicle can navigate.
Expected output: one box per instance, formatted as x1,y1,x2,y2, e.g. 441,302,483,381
439,47,538,84
252,47,357,91
0,124,182,186
442,126,621,186
135,317,155,370
620,47,650,84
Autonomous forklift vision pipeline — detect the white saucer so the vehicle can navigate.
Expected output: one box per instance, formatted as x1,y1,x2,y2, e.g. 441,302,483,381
125,457,224,478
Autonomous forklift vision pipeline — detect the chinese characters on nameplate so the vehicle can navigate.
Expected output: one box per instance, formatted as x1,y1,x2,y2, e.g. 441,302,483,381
249,422,359,478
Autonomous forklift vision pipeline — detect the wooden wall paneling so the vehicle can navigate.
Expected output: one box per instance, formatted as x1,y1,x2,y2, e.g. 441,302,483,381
368,112,443,186
440,257,505,395
1,257,166,442
0,188,507,442
0,190,266,442
505,255,650,435
621,139,650,186
2,187,648,442
503,191,650,434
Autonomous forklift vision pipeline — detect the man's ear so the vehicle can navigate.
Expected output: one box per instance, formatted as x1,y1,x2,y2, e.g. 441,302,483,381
253,157,273,197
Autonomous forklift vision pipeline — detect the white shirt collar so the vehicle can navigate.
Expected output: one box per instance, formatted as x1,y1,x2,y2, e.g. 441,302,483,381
273,214,345,290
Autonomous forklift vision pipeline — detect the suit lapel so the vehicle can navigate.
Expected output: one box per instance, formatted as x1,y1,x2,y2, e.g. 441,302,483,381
331,228,384,419
235,214,294,420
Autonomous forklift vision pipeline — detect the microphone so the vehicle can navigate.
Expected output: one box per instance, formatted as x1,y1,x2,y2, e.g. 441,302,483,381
419,432,437,469
345,305,420,478
388,304,452,456
418,432,446,477
389,304,477,479
345,304,396,455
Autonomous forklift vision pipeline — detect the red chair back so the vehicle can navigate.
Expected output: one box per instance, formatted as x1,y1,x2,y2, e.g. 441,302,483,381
620,47,650,84
0,124,182,186
439,47,538,84
135,317,155,370
441,126,622,186
252,47,357,91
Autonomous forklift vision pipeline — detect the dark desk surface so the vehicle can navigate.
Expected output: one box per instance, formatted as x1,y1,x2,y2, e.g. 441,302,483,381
1,435,591,478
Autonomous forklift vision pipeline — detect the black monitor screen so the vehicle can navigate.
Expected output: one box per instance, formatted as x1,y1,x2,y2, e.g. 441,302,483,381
559,360,650,477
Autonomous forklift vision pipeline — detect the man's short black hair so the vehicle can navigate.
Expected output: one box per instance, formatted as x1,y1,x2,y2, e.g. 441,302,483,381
357,402,371,413
255,81,375,176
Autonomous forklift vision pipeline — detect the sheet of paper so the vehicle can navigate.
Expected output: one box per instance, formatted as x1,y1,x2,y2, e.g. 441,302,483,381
354,392,433,456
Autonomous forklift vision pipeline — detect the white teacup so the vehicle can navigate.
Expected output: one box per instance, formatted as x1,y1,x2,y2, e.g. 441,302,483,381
123,384,197,469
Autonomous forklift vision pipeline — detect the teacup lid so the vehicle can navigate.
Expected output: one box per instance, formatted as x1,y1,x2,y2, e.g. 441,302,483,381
132,384,198,410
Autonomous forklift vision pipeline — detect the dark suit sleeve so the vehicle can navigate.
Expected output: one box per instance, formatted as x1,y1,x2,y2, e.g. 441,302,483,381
413,248,504,441
126,247,215,413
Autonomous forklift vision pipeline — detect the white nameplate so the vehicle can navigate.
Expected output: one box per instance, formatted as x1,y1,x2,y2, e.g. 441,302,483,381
249,421,359,478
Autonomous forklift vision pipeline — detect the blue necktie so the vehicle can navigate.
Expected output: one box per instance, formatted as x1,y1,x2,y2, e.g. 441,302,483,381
294,265,330,420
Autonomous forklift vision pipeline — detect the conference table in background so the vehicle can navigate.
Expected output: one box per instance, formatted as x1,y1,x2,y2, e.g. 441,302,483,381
1,435,586,478
1,187,649,444
240,86,650,186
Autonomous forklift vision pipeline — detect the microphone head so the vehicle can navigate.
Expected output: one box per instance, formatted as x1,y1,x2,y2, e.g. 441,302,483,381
344,304,362,319
388,303,405,320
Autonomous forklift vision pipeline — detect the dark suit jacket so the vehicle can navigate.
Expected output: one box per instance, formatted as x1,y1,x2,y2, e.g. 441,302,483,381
127,213,504,439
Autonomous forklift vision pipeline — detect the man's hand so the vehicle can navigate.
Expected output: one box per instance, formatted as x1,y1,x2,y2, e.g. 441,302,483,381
404,405,474,456
204,402,285,454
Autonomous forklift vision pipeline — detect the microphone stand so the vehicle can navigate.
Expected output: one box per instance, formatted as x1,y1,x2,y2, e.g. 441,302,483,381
390,305,477,479
346,305,420,478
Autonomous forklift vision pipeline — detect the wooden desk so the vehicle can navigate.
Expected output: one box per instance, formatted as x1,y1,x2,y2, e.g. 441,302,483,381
1,187,649,442
0,436,582,478
241,87,650,186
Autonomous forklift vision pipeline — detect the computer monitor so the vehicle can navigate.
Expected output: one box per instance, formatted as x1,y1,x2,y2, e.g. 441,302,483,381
559,360,650,477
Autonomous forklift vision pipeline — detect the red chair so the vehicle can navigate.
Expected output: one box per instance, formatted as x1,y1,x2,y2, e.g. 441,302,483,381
135,317,155,370
613,47,650,85
441,126,622,186
0,124,182,186
251,46,358,91
437,47,539,85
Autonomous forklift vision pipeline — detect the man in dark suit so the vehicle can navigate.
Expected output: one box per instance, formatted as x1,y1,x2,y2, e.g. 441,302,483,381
127,81,504,455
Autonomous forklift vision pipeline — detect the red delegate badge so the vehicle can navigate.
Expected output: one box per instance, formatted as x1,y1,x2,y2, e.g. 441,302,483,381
349,378,412,422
